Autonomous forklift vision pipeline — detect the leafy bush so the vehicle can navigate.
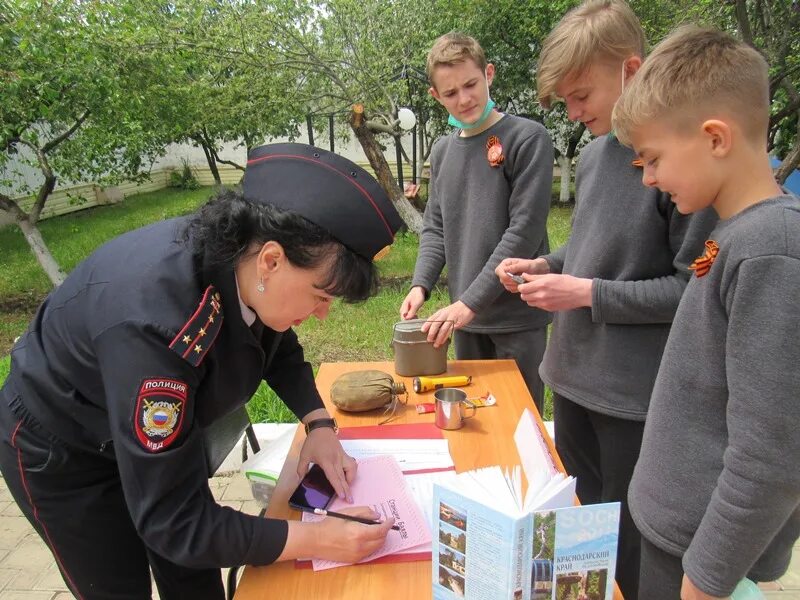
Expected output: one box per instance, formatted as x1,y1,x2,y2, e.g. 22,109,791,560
169,158,200,190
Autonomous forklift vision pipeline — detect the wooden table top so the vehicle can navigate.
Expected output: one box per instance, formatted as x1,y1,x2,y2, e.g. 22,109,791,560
233,360,621,599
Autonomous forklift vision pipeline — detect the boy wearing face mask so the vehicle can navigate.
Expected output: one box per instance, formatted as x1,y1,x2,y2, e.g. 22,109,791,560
496,2,717,598
400,32,554,413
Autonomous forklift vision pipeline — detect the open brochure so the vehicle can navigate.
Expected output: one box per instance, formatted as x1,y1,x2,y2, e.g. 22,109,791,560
432,410,620,600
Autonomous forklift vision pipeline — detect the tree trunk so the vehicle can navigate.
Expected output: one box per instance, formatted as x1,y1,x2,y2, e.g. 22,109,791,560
416,123,427,188
775,130,800,185
0,197,67,286
200,141,222,185
557,155,573,205
349,105,423,233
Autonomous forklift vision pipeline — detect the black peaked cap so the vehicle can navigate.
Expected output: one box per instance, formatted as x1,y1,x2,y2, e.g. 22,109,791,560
242,143,404,261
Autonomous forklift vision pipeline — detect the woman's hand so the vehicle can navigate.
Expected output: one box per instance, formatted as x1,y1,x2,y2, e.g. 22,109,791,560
315,507,395,563
297,411,356,502
495,257,550,292
280,507,395,563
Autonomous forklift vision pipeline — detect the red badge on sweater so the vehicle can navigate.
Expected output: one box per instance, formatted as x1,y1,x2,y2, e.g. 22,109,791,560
689,240,720,278
134,378,188,452
486,135,504,167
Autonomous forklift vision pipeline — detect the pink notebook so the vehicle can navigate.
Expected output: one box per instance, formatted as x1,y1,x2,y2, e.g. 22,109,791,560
301,454,432,571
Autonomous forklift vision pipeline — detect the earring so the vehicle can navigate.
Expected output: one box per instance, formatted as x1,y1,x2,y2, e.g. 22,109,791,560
256,277,265,293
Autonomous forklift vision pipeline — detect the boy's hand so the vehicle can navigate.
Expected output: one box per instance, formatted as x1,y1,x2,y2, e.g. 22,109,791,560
518,274,593,312
496,258,550,292
680,574,727,600
400,286,426,319
422,301,475,348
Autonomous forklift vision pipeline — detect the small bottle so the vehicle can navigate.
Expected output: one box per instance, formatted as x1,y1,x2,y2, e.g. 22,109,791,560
730,578,764,600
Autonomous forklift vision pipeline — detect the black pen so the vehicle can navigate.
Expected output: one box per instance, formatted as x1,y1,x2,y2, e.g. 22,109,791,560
304,507,400,531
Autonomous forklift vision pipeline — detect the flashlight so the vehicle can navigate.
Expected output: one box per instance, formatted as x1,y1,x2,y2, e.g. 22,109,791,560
413,375,472,393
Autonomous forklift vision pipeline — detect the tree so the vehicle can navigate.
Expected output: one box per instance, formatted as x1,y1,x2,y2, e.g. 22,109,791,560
129,0,306,185
635,0,800,183
546,109,588,204
204,0,437,232
731,0,800,184
0,0,168,285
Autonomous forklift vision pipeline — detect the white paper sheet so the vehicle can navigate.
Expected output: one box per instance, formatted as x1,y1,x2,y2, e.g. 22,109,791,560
341,438,454,471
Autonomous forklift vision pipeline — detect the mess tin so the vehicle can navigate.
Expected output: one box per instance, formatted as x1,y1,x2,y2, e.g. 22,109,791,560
391,319,450,376
433,388,476,430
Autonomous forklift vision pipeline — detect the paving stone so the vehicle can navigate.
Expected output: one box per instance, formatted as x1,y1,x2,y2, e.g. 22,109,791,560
0,480,14,503
31,564,66,591
217,500,243,512
0,592,55,599
241,500,265,516
765,592,800,600
51,593,75,600
0,538,55,572
0,569,20,592
0,527,29,553
761,581,785,591
0,503,23,518
220,475,252,502
781,551,800,590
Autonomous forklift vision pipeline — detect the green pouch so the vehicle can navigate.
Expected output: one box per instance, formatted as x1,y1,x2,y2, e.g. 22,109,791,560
330,370,407,413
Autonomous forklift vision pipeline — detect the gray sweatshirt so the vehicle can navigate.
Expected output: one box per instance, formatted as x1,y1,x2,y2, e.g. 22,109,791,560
630,195,800,597
411,114,553,332
539,134,717,419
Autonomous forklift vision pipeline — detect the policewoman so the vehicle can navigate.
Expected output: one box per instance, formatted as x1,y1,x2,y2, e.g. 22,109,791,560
0,143,404,599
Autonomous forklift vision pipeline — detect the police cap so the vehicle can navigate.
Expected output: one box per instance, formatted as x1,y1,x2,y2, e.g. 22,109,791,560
242,143,404,261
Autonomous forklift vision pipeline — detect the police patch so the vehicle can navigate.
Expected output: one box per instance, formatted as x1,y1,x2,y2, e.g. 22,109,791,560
134,378,188,452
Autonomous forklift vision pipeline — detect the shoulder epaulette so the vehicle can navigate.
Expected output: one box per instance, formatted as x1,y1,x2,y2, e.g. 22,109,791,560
169,285,224,367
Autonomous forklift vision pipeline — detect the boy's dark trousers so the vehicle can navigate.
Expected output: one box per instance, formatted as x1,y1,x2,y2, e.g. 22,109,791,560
454,327,547,416
553,393,645,600
639,536,684,599
0,395,225,600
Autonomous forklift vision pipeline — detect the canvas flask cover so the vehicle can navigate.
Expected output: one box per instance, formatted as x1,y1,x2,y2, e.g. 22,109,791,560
330,370,407,413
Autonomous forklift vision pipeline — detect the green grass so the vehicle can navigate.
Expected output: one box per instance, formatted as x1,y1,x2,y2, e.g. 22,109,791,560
0,186,215,299
0,186,572,423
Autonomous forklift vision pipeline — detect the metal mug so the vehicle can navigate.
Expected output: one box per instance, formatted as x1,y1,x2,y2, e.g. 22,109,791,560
434,388,477,430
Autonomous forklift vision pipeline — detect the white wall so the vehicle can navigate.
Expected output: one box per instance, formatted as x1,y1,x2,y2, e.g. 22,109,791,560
1,130,412,198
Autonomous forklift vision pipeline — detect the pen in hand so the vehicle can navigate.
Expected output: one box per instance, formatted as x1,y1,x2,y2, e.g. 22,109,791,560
304,507,400,531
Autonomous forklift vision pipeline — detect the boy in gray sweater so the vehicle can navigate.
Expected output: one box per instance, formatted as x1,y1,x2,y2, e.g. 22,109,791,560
613,26,800,599
400,32,554,411
497,3,716,598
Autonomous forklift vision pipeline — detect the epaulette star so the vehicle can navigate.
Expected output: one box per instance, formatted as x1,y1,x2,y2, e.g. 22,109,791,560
169,286,224,366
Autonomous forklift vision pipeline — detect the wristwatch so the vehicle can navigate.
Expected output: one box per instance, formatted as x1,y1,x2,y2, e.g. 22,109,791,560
304,417,338,435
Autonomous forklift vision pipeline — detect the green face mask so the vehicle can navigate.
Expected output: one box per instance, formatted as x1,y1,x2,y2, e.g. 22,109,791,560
447,74,496,129
448,97,496,130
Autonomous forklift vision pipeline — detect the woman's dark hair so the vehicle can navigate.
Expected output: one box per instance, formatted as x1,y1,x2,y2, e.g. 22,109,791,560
184,188,378,303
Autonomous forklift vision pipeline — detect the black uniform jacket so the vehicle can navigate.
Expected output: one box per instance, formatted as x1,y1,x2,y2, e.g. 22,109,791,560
2,217,324,568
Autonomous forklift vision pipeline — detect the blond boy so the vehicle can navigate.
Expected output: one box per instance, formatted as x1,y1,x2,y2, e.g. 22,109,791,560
401,33,554,411
613,26,800,599
496,2,716,598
